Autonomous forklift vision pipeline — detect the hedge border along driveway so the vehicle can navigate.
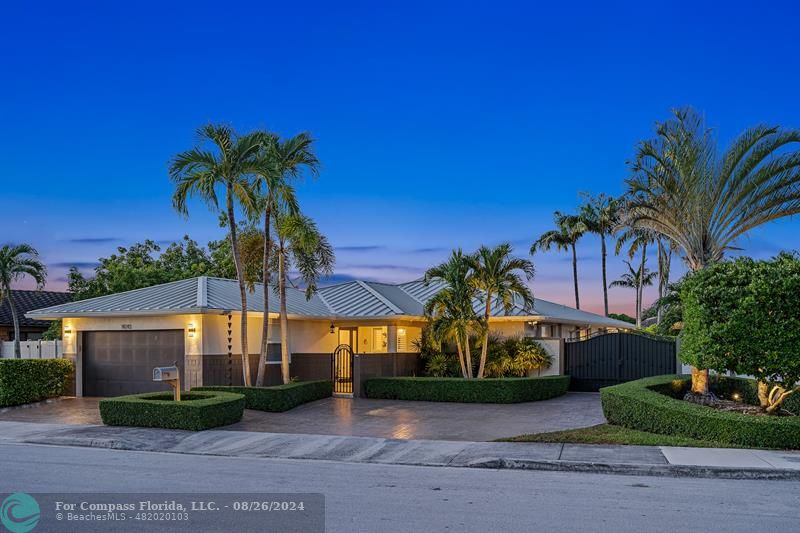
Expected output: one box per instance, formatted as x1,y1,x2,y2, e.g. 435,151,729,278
601,375,800,449
193,380,332,412
364,375,570,403
99,391,245,431
0,359,73,407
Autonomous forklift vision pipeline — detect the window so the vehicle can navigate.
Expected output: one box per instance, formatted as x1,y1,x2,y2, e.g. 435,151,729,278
397,328,408,352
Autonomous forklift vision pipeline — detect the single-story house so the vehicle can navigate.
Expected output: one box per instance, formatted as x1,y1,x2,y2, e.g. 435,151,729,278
1,290,71,341
26,276,633,397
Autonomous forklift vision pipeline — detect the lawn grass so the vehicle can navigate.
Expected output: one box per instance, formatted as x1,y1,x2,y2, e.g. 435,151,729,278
498,424,747,448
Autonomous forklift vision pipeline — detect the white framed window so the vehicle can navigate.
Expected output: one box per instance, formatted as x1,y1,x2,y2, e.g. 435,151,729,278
397,328,408,352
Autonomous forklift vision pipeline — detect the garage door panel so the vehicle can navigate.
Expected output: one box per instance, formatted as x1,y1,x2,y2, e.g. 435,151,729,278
83,330,185,397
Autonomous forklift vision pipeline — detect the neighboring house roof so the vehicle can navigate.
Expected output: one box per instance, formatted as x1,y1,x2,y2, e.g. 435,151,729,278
1,290,72,328
26,276,634,328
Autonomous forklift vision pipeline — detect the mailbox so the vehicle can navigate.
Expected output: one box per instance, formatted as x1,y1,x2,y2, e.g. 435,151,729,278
153,366,179,381
153,362,181,401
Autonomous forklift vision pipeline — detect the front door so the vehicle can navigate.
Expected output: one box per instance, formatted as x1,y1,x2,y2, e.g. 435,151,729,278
338,327,357,352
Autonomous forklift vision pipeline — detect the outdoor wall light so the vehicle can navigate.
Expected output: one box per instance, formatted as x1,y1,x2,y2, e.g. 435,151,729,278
187,324,196,338
329,323,335,334
63,325,72,336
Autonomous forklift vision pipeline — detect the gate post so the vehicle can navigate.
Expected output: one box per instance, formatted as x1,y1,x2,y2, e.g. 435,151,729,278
353,354,361,398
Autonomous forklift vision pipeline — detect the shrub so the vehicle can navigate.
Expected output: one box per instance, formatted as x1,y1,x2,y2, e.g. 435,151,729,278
193,380,332,412
681,254,800,408
601,375,800,449
99,391,245,431
0,359,73,407
484,336,552,378
364,375,569,403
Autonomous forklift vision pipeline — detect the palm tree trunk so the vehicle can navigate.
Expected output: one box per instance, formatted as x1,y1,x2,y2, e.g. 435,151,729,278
454,336,468,378
636,243,647,328
8,290,21,358
278,244,291,384
256,202,272,387
464,331,474,379
477,297,491,378
571,242,580,309
226,184,251,387
601,234,608,316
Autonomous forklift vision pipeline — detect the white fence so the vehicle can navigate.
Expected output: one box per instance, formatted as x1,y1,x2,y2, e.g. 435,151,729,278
1,340,64,359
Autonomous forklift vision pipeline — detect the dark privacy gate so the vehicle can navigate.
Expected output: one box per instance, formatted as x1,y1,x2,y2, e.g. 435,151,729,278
564,332,677,391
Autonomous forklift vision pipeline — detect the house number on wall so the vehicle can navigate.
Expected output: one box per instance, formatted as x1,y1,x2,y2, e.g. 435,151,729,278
121,324,133,330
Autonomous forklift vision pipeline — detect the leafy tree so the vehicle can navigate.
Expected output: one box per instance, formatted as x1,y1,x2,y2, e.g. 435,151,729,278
0,244,47,357
607,313,635,325
273,210,334,384
610,260,656,324
251,132,318,386
579,193,620,316
531,211,587,309
170,124,262,386
681,254,800,412
468,243,534,378
424,250,481,378
624,108,800,393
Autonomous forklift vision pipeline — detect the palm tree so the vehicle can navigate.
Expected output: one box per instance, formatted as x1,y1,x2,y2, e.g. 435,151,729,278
468,243,534,378
624,107,800,393
0,244,47,358
170,124,261,386
531,211,587,309
424,250,480,378
655,237,677,325
579,193,620,316
252,132,319,387
273,210,335,384
610,260,656,322
615,227,655,327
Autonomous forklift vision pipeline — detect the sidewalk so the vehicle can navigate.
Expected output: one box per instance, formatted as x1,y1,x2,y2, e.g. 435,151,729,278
1,421,798,480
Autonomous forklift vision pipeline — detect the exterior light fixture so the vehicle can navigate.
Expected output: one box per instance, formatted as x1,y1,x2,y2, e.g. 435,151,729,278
187,324,196,338
329,323,335,334
63,325,72,336
732,393,741,401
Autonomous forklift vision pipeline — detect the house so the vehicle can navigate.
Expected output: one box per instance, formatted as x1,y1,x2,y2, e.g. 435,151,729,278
0,290,71,341
26,276,633,397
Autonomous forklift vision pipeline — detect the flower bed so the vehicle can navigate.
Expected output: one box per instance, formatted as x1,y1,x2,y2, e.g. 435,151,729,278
99,391,245,431
0,359,73,407
364,375,569,403
193,380,332,412
601,375,800,449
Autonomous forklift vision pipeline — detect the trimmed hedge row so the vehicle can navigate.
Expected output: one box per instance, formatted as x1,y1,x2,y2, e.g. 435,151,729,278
601,375,800,449
364,376,570,403
99,391,245,431
193,380,332,412
0,359,73,407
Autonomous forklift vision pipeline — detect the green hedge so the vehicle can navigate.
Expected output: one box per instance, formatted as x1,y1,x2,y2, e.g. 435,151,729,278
193,380,332,412
0,359,73,407
99,391,245,431
364,376,570,403
601,375,800,449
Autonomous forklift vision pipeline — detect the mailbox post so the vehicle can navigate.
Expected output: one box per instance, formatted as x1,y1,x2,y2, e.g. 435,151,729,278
153,363,181,401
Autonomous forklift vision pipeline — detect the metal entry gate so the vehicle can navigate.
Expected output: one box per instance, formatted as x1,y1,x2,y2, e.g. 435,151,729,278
332,344,353,395
564,332,677,391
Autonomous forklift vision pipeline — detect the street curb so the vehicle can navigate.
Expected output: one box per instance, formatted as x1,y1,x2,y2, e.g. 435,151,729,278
467,458,800,481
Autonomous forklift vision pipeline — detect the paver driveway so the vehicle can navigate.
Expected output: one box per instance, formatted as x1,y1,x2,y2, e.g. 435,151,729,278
0,393,605,441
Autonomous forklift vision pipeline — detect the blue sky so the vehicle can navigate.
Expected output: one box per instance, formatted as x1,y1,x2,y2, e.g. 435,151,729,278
2,0,799,314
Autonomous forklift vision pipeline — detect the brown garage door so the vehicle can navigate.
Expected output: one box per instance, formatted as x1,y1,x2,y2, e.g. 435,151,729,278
83,330,184,397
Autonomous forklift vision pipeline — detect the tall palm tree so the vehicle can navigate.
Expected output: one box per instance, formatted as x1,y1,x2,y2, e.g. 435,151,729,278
579,193,620,316
531,211,587,309
170,124,261,386
615,227,654,327
252,132,319,386
655,237,676,325
624,107,800,393
424,250,480,378
273,210,335,384
468,243,534,378
610,260,656,322
0,244,47,358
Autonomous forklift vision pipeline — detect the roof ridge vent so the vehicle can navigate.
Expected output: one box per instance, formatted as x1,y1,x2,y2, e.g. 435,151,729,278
197,276,208,308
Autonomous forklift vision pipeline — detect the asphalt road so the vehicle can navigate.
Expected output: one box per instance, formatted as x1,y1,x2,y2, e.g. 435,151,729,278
0,443,797,532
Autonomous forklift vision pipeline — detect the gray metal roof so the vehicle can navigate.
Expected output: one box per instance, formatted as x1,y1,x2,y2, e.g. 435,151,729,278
26,276,634,328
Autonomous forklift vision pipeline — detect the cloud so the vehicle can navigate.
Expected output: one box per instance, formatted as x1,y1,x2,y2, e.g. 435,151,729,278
410,246,448,253
317,273,362,285
50,261,99,269
339,263,424,272
335,245,386,252
66,237,122,244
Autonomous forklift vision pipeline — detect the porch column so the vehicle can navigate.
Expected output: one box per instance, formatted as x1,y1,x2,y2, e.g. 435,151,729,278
387,325,398,352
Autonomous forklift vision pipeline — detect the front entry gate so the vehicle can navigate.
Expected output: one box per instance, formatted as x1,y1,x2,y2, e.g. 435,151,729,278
332,344,354,395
